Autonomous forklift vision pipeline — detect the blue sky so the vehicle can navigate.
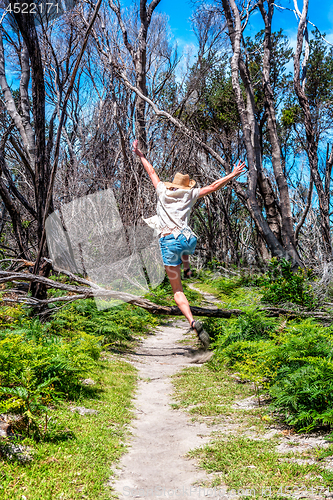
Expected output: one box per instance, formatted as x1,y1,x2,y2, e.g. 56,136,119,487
151,0,333,53
155,0,196,49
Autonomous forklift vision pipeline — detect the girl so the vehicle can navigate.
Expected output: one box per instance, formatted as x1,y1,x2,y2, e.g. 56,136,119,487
133,140,246,348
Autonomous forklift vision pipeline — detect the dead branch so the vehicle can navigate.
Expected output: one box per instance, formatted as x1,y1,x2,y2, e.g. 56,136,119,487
0,265,331,322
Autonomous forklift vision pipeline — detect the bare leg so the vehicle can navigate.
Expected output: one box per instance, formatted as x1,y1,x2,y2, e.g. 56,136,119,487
164,264,194,326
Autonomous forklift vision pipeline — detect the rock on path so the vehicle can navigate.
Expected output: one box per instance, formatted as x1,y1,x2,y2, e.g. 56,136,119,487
110,320,223,499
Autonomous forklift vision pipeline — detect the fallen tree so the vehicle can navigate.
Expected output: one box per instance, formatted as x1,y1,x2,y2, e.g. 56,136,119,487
0,259,332,323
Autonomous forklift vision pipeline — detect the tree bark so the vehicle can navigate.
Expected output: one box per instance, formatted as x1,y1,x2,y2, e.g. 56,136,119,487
293,0,332,256
12,2,47,245
0,154,31,259
259,0,300,262
221,0,302,267
109,0,161,153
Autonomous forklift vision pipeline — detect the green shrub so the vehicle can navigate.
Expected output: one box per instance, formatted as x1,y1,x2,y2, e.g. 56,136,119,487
48,298,159,345
206,257,224,271
0,376,61,438
209,311,333,431
204,310,279,345
214,277,243,296
262,319,333,430
0,325,102,438
269,359,333,431
202,317,226,341
239,271,267,287
0,298,158,439
261,258,317,308
0,328,102,391
202,275,245,297
145,276,202,307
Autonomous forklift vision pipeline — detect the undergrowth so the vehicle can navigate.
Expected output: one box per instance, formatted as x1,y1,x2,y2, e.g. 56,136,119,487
144,274,202,307
195,262,333,432
261,258,318,308
204,309,333,431
0,299,158,440
189,433,333,493
0,357,137,499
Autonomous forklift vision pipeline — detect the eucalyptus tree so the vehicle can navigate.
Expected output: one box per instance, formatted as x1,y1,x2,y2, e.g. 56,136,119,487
215,0,303,267
0,0,101,299
293,0,333,257
104,0,162,154
183,3,296,264
93,0,302,266
0,9,47,258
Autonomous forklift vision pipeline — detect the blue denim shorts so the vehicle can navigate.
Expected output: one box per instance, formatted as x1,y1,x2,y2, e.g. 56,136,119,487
159,234,197,267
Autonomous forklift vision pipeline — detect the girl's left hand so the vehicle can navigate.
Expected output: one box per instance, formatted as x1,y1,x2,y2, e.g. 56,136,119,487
133,139,143,157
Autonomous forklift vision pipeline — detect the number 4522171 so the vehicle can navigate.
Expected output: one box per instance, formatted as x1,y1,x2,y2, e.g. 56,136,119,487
6,3,59,13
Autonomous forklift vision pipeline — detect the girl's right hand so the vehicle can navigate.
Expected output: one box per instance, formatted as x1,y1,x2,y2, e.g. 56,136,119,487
232,160,247,178
133,139,143,157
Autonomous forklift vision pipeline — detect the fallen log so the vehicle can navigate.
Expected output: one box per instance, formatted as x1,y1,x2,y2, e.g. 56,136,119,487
0,272,241,317
0,267,332,322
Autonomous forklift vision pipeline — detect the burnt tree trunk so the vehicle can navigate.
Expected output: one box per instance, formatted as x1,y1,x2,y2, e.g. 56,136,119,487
221,0,302,267
259,0,300,263
11,2,51,298
293,0,332,257
13,2,47,246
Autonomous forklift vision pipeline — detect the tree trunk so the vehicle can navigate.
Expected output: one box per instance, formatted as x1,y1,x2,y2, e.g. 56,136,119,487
0,156,31,259
293,0,332,256
221,0,302,267
13,3,47,246
2,266,332,323
259,0,300,262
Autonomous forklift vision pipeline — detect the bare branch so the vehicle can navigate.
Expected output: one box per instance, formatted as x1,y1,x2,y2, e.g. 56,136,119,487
34,0,103,273
0,31,35,164
116,68,230,171
108,0,134,57
295,178,313,244
0,159,37,218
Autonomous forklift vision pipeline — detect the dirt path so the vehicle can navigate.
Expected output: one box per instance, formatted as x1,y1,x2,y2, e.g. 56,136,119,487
110,284,333,500
110,320,221,499
187,283,221,304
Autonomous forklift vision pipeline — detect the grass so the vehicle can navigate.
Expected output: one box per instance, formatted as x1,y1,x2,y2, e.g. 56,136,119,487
189,434,333,496
2,269,333,497
0,296,160,499
0,291,165,499
144,277,203,307
172,361,333,496
172,365,252,418
193,279,262,309
0,355,136,500
171,273,333,495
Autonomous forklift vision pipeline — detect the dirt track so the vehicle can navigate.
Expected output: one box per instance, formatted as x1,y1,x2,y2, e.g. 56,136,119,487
110,320,221,499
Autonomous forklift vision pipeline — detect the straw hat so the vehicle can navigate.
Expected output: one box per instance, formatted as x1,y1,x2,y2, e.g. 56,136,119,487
164,172,196,190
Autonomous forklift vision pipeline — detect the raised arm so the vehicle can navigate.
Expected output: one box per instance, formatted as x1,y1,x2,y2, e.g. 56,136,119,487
198,160,246,198
132,140,160,189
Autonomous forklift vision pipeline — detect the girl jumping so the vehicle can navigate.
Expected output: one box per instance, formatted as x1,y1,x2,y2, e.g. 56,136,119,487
133,140,246,349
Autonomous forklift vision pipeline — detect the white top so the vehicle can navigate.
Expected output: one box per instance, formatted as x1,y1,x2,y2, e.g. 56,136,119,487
143,181,201,240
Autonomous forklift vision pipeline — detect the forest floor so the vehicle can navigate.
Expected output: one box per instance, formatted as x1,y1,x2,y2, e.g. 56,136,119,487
110,283,333,500
2,280,333,500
